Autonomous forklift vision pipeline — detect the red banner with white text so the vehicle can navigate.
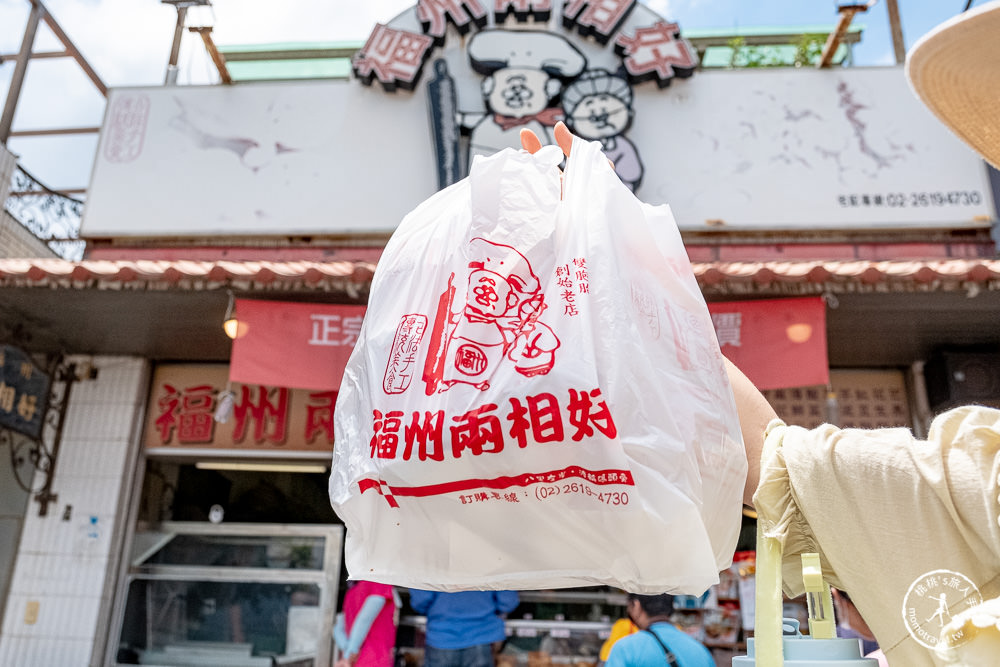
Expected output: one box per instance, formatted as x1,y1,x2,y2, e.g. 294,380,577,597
229,299,366,391
707,296,828,390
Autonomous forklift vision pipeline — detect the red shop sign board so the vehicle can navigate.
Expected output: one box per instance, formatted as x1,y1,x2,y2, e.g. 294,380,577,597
707,296,829,391
144,364,336,454
229,299,367,392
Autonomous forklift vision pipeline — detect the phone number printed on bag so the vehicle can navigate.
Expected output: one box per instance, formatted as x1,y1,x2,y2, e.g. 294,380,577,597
358,464,634,509
536,482,629,506
370,387,617,461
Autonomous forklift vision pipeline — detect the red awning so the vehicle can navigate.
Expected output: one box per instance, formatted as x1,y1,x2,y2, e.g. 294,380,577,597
1,257,996,292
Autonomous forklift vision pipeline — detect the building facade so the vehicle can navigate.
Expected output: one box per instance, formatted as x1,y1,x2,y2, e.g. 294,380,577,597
0,2,999,666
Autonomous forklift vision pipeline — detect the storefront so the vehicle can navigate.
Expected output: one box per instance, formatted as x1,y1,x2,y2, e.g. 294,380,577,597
106,363,344,665
1,253,998,665
1,1,999,666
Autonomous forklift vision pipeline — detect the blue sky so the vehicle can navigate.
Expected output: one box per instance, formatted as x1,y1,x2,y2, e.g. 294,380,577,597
0,0,976,192
651,0,957,67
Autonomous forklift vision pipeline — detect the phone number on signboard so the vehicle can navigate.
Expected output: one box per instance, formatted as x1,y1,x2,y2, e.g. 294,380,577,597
536,483,629,505
838,191,984,208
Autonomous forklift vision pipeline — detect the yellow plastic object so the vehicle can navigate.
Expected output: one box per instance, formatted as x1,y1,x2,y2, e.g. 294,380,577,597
754,419,788,667
801,553,836,640
756,521,784,666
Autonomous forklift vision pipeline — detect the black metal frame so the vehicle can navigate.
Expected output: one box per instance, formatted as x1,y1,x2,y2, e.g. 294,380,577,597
0,354,76,516
4,164,84,260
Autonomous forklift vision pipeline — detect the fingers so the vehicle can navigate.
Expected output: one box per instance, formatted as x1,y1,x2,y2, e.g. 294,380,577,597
554,122,613,168
525,123,614,170
522,123,572,157
520,128,543,154
553,121,573,158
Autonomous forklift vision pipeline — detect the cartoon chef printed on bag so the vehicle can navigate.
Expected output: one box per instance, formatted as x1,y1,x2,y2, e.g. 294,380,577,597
461,30,587,161
423,237,560,394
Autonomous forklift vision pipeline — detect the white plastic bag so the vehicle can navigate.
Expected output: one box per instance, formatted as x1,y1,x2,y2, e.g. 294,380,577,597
329,138,746,594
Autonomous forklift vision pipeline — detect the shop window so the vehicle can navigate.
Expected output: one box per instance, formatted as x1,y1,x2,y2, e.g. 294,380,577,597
762,369,912,429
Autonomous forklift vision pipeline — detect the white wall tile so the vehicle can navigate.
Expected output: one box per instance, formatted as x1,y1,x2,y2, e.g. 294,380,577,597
16,516,41,552
1,594,25,636
0,356,148,667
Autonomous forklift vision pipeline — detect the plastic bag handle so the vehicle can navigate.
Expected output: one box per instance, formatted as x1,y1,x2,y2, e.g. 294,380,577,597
561,135,614,201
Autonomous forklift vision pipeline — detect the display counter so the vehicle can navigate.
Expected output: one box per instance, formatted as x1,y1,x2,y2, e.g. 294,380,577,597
397,615,609,666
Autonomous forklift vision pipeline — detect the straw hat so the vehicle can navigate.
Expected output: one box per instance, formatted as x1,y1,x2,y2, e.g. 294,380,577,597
905,1,1000,168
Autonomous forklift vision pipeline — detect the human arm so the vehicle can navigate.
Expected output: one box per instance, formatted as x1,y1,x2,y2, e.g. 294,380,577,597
723,357,778,506
493,590,519,614
755,406,1000,665
341,595,386,658
407,589,437,615
333,612,348,651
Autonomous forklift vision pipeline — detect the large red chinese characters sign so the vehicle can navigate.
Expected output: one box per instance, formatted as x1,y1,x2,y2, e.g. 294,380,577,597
144,364,336,454
352,0,696,92
352,1,697,193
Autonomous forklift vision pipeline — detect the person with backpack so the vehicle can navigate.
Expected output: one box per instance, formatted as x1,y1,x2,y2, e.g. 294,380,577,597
604,594,713,667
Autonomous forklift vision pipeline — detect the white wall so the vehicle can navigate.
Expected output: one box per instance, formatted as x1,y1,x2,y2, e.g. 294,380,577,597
1,144,58,259
0,356,149,667
81,67,994,238
0,211,58,259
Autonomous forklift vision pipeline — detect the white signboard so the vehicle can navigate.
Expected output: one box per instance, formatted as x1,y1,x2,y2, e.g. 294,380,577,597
82,81,437,238
630,67,994,230
81,5,994,238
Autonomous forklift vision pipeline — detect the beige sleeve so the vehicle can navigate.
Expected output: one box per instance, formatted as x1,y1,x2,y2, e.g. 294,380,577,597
753,406,1000,666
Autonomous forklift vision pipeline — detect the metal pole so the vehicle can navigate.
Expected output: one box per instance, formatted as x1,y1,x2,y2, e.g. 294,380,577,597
885,0,906,65
0,5,42,144
817,6,861,69
165,6,188,85
190,27,232,84
31,0,107,96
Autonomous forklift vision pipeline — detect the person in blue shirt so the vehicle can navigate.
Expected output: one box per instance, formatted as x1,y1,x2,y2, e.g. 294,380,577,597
408,590,519,667
605,593,713,667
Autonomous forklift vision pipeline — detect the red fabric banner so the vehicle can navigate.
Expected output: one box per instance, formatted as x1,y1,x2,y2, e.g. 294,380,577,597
707,296,828,390
229,299,366,391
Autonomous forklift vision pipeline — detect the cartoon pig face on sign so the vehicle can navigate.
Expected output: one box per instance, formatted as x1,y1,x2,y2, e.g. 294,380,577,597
463,237,541,319
484,67,554,118
463,30,587,160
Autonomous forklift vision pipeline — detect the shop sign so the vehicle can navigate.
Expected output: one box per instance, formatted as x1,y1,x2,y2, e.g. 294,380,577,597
144,364,335,455
707,296,828,391
80,3,995,240
228,300,366,391
0,345,50,440
355,0,697,192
